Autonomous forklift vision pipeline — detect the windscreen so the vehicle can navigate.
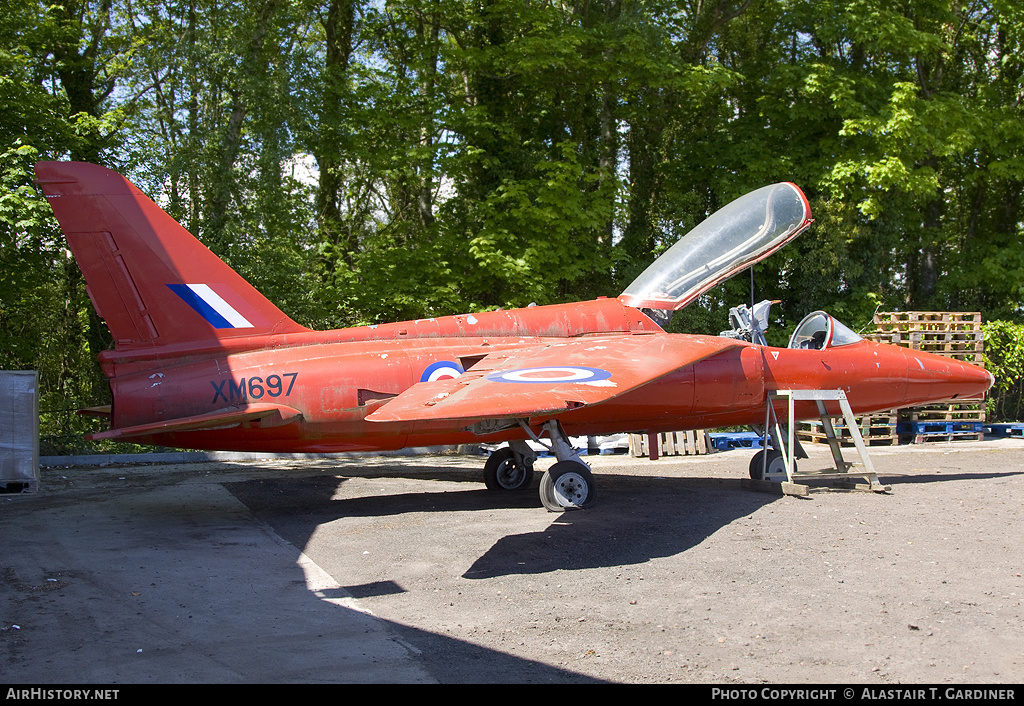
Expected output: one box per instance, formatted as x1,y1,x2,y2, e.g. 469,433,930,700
619,182,811,311
788,311,864,350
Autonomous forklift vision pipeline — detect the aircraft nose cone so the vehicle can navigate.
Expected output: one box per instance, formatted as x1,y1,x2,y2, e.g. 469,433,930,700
965,360,995,392
905,350,994,404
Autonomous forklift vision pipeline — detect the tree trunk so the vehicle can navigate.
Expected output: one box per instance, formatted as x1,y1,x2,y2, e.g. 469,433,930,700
314,0,357,269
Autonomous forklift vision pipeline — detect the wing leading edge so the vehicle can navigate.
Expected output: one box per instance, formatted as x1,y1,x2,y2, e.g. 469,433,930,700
366,334,742,423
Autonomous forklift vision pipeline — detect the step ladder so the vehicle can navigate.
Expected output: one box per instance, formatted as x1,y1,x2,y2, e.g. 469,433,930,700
761,389,890,496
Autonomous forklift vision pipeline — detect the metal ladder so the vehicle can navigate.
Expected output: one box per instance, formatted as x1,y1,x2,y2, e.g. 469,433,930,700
763,389,890,496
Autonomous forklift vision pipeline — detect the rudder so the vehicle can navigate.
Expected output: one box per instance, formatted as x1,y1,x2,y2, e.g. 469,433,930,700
35,161,309,350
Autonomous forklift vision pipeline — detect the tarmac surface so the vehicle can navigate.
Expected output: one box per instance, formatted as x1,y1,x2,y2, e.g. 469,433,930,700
2,438,1023,684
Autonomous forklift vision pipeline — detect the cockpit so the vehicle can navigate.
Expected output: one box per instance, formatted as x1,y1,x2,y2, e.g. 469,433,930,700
714,301,864,349
787,311,863,350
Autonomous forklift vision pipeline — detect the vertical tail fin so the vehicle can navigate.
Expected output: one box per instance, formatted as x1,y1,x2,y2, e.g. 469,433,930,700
35,161,309,350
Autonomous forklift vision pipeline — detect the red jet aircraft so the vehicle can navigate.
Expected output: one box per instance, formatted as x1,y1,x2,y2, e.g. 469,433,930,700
35,162,993,511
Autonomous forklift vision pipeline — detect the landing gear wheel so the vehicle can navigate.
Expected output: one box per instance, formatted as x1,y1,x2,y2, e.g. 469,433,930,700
749,449,791,481
484,447,534,491
539,460,596,512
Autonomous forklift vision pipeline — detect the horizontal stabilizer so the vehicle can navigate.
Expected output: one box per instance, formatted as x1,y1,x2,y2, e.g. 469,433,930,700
89,403,302,441
367,334,741,423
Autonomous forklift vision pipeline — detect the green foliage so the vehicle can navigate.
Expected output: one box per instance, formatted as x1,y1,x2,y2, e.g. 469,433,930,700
457,141,616,307
4,0,1024,452
982,320,1024,422
0,143,108,450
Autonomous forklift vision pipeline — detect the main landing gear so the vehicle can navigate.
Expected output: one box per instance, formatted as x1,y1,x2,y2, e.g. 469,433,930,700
483,443,534,491
539,460,596,512
482,420,596,512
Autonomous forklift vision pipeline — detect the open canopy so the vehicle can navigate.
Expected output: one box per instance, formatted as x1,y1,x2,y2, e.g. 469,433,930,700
619,182,812,312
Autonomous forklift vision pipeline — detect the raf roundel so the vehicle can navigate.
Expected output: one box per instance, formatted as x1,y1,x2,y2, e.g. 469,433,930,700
420,360,465,382
486,366,613,384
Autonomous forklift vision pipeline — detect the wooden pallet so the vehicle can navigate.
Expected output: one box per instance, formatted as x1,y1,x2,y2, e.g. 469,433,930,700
798,412,898,447
628,430,712,457
899,399,986,424
873,311,983,330
870,311,984,364
899,430,985,444
985,423,1024,438
894,399,986,444
798,400,987,447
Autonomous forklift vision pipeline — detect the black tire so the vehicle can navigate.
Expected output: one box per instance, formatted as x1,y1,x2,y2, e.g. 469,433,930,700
484,447,534,491
748,449,790,481
539,460,596,512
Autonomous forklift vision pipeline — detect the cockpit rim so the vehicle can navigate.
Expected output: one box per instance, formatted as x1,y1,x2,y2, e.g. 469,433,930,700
787,310,864,350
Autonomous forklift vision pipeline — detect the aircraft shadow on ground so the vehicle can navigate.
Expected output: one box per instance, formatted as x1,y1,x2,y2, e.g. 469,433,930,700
874,470,1024,485
461,477,775,579
219,461,1024,681
222,469,778,681
9,472,610,684
223,472,646,682
225,458,1024,585
225,471,778,580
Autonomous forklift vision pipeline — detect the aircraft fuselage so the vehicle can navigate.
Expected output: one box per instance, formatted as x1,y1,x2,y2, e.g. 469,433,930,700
99,298,992,453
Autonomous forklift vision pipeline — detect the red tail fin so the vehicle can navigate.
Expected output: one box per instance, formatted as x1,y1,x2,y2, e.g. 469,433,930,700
35,161,309,350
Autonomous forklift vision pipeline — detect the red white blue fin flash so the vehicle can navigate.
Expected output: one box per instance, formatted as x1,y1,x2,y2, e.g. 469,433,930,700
167,284,255,329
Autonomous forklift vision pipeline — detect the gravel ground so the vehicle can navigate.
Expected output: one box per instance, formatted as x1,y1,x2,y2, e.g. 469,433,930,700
3,438,1023,684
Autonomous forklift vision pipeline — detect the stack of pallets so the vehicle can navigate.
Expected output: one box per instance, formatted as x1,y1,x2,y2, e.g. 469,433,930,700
797,411,898,447
798,311,986,446
873,312,986,444
896,399,986,443
870,311,984,364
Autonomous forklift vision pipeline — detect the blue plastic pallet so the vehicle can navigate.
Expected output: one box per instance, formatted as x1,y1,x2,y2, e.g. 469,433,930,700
708,432,767,451
897,421,984,435
984,423,1024,438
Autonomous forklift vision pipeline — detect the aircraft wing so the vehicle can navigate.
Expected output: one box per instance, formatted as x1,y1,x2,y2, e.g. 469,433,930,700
366,334,741,423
